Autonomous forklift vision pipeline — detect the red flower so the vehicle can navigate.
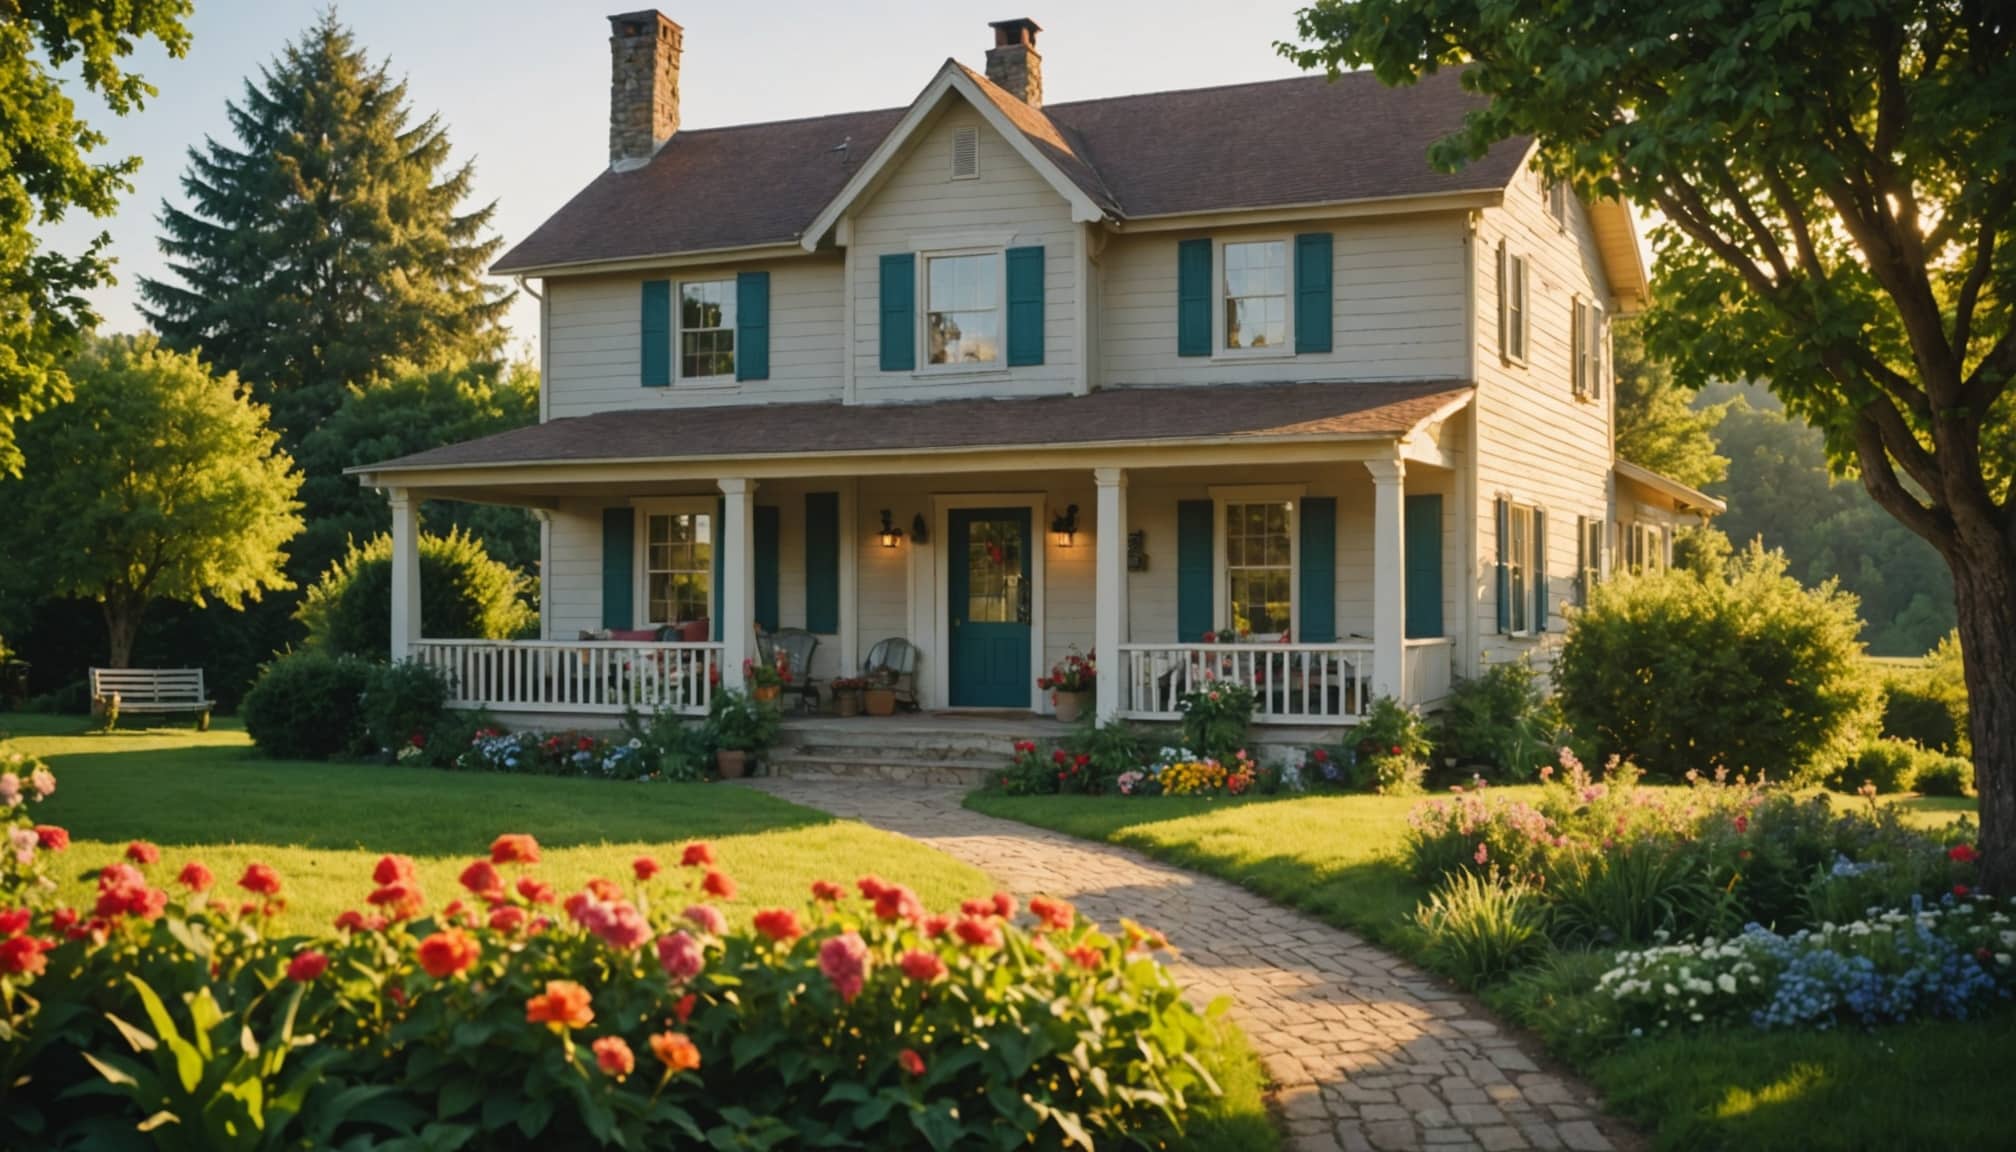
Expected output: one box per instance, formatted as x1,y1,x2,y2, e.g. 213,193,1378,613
416,929,481,978
899,949,947,983
1310,748,1330,763
651,1030,701,1072
874,883,923,923
490,834,541,865
633,856,663,882
334,909,371,933
1068,944,1102,971
1029,895,1074,932
0,936,50,977
373,855,417,885
701,870,735,900
1073,754,1090,769
286,950,329,983
592,1035,635,1081
961,897,994,917
991,891,1016,919
176,861,214,892
124,841,160,865
1052,749,1068,765
517,877,556,905
49,907,77,934
953,917,1000,949
1734,815,1749,835
489,905,528,934
811,879,845,902
1389,745,1403,756
1949,843,1980,864
0,909,28,938
238,863,282,897
32,825,67,851
898,1048,926,1077
368,882,426,921
680,842,715,868
673,992,697,1024
752,908,804,943
459,860,505,902
525,980,595,1031
1954,884,1972,899
921,914,952,938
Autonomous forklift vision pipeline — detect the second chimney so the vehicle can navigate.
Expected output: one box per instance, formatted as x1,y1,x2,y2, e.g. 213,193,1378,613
609,10,682,170
985,18,1043,107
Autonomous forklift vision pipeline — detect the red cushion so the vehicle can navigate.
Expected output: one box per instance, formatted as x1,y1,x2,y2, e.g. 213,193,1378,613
608,627,663,642
678,620,710,642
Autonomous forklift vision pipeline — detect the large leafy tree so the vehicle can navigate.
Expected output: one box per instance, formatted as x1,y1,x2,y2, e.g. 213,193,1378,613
139,12,509,443
0,337,303,667
1283,1,2016,888
1612,322,1728,490
0,0,191,476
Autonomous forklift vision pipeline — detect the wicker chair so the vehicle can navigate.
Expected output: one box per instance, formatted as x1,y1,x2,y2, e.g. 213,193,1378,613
862,637,920,710
768,628,820,712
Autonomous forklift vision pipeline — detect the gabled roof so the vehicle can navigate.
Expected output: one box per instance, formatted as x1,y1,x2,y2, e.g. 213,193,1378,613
1616,460,1726,516
492,68,1529,275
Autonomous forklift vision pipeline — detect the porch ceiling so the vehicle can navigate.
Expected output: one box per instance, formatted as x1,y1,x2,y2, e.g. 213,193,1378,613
349,379,1473,490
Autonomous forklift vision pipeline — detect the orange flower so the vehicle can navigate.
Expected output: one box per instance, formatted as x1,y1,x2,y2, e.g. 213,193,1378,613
1068,944,1102,971
592,1035,635,1080
898,1048,926,1077
1028,895,1074,932
650,1030,701,1072
752,908,803,943
586,876,624,902
516,876,556,905
525,980,595,1031
490,834,541,866
680,842,715,868
701,870,735,899
416,929,480,979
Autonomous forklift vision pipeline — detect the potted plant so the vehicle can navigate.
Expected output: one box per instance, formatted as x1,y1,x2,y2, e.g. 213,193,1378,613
744,652,790,704
707,688,779,778
830,676,868,717
864,671,899,717
1038,649,1096,723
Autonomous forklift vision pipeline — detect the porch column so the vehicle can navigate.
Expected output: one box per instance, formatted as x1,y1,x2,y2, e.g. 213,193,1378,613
719,478,756,690
1093,468,1128,721
387,487,421,662
1366,458,1406,700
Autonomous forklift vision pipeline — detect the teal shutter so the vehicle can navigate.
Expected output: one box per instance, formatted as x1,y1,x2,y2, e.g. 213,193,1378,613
1176,238,1212,357
804,492,840,633
879,253,915,371
601,508,634,629
641,279,671,387
1297,497,1336,642
1293,232,1333,354
1405,494,1444,638
1005,245,1045,366
1533,509,1549,632
711,496,725,638
735,271,769,381
753,505,779,633
1176,500,1215,641
1495,497,1511,634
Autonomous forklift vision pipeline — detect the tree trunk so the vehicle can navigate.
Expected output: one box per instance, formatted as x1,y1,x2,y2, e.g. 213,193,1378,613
1952,542,2016,895
103,601,142,669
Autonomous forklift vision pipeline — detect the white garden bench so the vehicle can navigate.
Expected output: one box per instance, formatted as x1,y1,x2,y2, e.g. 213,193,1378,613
88,667,213,730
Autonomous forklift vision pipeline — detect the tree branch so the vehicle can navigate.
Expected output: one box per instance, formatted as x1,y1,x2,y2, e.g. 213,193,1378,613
1851,413,1950,549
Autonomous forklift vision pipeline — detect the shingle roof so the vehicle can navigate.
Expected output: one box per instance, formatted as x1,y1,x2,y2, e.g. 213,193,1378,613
354,380,1473,473
492,68,1526,273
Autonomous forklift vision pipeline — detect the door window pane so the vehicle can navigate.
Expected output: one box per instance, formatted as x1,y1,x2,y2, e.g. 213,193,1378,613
964,519,1021,622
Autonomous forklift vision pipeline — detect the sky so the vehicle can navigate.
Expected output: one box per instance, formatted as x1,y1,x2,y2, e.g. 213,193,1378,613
42,0,1326,357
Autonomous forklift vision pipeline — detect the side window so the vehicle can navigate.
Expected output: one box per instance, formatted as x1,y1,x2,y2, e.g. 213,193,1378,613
1221,240,1289,351
1572,298,1604,400
1498,243,1529,364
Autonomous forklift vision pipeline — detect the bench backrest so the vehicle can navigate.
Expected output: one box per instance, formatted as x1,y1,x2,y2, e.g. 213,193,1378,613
89,668,208,703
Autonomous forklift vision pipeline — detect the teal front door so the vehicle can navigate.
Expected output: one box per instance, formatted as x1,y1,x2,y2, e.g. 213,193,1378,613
948,508,1032,708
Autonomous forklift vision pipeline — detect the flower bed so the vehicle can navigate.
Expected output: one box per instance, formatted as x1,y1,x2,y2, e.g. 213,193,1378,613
455,727,665,779
0,758,1229,1150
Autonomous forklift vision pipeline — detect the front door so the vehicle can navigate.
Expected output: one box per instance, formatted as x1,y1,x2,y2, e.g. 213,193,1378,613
948,507,1032,708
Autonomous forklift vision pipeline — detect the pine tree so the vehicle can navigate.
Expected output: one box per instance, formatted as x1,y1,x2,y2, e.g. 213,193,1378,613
139,13,509,443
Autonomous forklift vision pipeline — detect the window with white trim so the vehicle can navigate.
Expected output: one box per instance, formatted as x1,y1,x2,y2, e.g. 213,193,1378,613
1618,521,1668,573
1577,515,1604,605
1572,297,1605,399
925,251,1000,365
678,279,735,380
644,511,713,625
1221,240,1289,350
1499,245,1529,363
1507,503,1536,633
1547,179,1570,229
1225,501,1293,636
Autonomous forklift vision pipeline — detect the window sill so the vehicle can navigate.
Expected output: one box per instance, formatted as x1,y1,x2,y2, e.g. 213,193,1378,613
671,377,739,391
1210,350,1298,365
910,363,1008,381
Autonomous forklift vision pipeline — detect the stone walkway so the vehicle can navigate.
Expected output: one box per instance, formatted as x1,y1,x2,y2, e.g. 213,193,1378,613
742,779,1631,1152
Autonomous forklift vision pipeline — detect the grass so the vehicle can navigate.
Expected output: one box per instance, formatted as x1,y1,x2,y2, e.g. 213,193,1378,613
3,714,1278,1152
967,784,2001,1151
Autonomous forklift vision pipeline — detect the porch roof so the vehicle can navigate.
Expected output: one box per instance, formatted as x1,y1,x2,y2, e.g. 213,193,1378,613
350,380,1472,478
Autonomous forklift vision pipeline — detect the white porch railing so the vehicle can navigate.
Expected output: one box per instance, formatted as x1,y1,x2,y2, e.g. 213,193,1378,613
1117,642,1377,725
414,640,724,716
1403,637,1456,710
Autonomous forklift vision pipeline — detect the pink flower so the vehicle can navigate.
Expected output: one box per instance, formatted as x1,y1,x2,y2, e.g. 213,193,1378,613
657,931,704,981
683,904,727,935
582,900,653,951
1474,843,1489,866
29,768,55,799
819,932,872,1002
593,1035,635,1081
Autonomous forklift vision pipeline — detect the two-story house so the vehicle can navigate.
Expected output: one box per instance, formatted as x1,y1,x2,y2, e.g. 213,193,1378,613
352,12,1719,733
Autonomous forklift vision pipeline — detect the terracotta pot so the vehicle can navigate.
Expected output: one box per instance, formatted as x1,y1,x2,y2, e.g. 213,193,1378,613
865,687,897,717
716,749,749,779
834,690,862,717
1051,689,1089,724
753,684,782,704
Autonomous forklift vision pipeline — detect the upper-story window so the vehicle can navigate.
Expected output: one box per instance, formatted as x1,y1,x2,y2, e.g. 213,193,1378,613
1221,240,1289,351
1572,297,1604,399
926,251,1001,365
1498,244,1530,364
1547,179,1570,229
679,279,735,381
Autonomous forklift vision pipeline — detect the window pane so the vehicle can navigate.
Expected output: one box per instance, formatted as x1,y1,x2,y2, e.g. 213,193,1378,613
643,512,715,624
926,254,1000,365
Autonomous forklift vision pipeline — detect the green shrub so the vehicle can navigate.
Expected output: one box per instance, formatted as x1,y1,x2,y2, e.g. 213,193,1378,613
296,527,536,661
240,650,374,760
1543,841,1731,947
1061,719,1150,793
621,705,715,782
1829,738,1924,795
1355,695,1433,763
424,708,499,769
1368,752,1427,796
1878,632,1969,755
705,688,780,753
1178,681,1256,763
1434,661,1561,778
360,660,452,756
1912,753,1974,798
1413,869,1549,984
1555,542,1876,782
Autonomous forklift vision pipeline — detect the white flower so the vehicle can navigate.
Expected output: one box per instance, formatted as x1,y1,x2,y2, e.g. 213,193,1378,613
1716,973,1738,995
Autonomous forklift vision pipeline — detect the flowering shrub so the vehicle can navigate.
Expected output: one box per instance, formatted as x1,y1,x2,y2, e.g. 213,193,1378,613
1,747,60,904
1037,648,1096,694
453,727,680,781
742,649,792,690
0,814,1229,1149
1366,750,1427,796
1177,680,1257,764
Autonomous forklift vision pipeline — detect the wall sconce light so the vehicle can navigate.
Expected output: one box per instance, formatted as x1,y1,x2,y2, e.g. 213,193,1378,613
1050,504,1080,549
878,509,905,549
910,513,929,545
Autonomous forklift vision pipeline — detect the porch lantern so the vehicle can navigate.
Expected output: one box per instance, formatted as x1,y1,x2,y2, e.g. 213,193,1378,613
1051,504,1080,548
878,509,905,549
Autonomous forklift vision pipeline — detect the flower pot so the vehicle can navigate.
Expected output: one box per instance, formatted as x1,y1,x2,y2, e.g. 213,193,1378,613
1051,689,1089,724
716,749,749,779
865,687,897,717
833,690,862,718
753,684,781,704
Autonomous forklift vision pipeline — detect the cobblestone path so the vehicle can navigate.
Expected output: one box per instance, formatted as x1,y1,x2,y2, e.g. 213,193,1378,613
742,778,1633,1152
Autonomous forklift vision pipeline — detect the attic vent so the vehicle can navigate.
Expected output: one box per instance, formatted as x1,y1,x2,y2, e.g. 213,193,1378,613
951,126,980,180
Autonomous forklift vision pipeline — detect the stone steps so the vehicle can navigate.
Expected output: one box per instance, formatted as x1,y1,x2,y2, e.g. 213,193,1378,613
762,753,996,789
763,719,1018,788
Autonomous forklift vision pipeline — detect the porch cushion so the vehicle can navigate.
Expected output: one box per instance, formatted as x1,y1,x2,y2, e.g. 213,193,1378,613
677,620,710,642
608,627,665,642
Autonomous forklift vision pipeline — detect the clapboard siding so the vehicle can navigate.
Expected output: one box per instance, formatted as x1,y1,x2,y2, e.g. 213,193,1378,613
547,499,606,639
851,111,1080,401
545,259,845,418
1100,215,1470,387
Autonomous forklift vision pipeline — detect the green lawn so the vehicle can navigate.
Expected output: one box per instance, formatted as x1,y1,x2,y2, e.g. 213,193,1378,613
3,715,1277,1151
967,787,2002,1151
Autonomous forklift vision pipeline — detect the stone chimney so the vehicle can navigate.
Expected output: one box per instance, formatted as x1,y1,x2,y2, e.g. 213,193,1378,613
608,10,682,171
985,18,1043,108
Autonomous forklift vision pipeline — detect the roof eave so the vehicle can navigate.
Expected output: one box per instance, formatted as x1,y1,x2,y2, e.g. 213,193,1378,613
1615,459,1726,515
1111,188,1504,232
491,241,813,279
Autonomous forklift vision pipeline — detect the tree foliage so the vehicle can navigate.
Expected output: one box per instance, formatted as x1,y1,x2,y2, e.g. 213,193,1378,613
295,529,534,663
138,12,509,443
1612,323,1728,490
0,0,191,476
0,337,302,667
